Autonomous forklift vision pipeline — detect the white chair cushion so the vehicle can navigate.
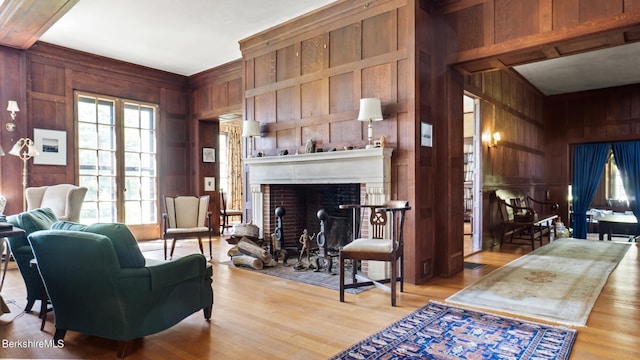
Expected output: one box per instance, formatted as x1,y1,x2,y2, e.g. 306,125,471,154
342,238,393,253
166,227,209,234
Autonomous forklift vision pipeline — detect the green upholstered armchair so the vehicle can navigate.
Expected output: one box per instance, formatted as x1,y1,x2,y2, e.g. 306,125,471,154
28,223,214,358
6,208,59,312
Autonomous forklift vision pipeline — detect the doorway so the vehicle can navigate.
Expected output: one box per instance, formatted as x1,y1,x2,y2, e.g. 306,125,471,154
463,94,482,255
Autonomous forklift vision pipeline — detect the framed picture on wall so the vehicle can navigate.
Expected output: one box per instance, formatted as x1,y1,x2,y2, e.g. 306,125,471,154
204,177,216,192
33,129,67,165
421,122,433,147
202,147,215,163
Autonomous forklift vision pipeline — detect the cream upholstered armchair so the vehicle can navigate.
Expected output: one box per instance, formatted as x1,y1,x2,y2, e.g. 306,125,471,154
163,195,212,260
25,184,88,222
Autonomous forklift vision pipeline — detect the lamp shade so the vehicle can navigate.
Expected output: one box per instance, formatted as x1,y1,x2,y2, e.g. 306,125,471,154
242,120,261,137
357,98,383,122
6,100,19,113
8,142,22,157
9,138,38,158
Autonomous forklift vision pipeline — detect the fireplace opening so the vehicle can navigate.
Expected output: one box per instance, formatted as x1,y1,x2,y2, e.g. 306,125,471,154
265,184,361,254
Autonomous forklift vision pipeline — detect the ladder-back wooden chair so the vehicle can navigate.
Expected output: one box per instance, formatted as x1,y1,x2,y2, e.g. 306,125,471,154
220,191,243,234
338,200,410,306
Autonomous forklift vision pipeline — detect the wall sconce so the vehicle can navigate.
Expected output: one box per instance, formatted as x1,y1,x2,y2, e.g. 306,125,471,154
242,120,261,158
6,100,19,132
9,138,38,211
482,131,501,149
357,98,383,149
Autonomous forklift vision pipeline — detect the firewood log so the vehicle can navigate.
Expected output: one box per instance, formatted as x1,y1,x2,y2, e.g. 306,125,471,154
232,255,264,270
238,237,272,263
227,246,242,257
263,259,278,267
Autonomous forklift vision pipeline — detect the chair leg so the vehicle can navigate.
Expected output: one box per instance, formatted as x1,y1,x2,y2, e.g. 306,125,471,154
203,305,212,320
197,237,204,255
208,235,212,259
170,239,177,260
339,254,345,302
53,329,66,342
351,259,357,284
390,259,397,307
399,255,404,293
163,238,168,260
25,299,35,313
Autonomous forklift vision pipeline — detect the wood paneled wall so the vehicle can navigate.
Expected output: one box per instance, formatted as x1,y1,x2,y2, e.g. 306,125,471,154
440,0,640,75
464,68,547,249
0,43,189,239
0,47,27,215
239,0,450,283
190,60,243,233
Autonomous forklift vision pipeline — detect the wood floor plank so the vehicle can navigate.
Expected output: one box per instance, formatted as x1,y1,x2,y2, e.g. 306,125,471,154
0,237,637,359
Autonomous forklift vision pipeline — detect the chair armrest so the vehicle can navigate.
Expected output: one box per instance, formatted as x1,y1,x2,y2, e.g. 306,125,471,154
145,254,209,290
340,203,410,211
501,200,536,223
526,196,559,212
339,204,380,210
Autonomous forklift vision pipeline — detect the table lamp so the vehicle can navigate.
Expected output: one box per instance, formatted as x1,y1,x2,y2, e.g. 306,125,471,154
357,98,383,149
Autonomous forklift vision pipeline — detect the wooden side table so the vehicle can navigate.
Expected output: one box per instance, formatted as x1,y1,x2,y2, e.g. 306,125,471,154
0,226,26,292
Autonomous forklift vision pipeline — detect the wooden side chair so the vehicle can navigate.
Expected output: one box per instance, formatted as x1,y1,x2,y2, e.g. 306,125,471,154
162,195,212,259
338,200,410,306
220,191,242,234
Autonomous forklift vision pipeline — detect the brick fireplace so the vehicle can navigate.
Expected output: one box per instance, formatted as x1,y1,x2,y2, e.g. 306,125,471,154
262,183,361,251
244,147,393,243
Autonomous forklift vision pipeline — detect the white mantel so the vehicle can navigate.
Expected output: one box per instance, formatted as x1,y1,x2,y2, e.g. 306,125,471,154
244,147,393,239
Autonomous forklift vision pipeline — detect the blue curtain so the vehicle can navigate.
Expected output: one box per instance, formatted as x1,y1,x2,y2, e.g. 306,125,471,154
611,141,640,235
572,143,610,239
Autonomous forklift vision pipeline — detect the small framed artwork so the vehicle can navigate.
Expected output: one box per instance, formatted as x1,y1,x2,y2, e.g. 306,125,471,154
202,147,215,163
33,129,67,165
421,122,433,147
204,177,216,192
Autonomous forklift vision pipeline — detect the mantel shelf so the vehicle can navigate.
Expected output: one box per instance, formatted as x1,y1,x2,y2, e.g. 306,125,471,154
244,147,393,186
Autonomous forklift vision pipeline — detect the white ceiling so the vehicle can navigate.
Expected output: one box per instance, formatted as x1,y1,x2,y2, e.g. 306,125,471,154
39,0,336,76
514,41,640,96
37,0,640,95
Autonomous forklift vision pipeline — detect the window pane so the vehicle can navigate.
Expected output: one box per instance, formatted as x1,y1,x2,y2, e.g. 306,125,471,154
79,149,98,175
98,100,115,125
140,129,155,153
125,128,141,152
125,177,141,201
98,124,115,150
125,201,142,223
125,153,140,175
141,153,156,176
78,123,98,149
124,103,140,128
80,176,98,202
98,150,116,176
140,107,154,129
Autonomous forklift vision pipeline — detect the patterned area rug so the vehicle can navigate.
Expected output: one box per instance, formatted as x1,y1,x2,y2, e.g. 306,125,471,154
331,301,576,360
221,259,374,294
447,238,630,326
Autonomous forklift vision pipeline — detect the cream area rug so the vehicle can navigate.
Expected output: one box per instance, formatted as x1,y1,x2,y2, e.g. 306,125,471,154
446,238,630,326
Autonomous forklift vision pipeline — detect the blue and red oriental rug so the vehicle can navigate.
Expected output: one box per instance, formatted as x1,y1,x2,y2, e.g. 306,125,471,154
331,301,576,360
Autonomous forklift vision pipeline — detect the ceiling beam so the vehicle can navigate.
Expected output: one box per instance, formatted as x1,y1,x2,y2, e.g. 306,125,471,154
0,0,79,49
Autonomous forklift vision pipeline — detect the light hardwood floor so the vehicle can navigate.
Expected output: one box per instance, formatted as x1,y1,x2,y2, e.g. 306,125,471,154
0,236,638,359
